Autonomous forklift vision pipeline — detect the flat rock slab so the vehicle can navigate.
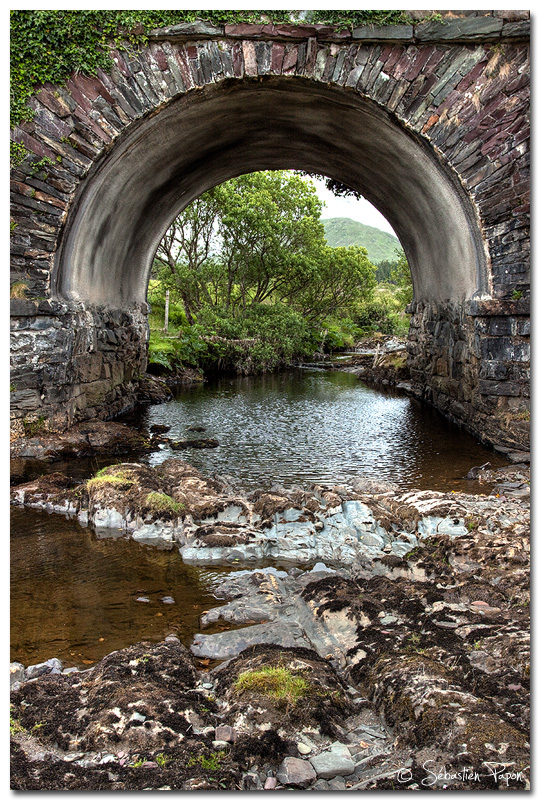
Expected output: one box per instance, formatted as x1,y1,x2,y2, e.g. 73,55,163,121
309,743,355,779
11,420,151,461
190,621,312,660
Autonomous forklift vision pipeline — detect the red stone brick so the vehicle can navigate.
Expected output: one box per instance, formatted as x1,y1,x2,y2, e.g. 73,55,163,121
231,42,244,78
383,45,405,72
422,113,439,132
271,42,285,73
403,46,435,81
64,79,93,114
224,23,264,37
150,43,169,72
11,129,57,162
110,50,131,78
282,45,298,74
392,49,416,79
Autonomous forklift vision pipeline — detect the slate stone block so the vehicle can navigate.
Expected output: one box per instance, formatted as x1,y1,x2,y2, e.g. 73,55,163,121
416,17,503,41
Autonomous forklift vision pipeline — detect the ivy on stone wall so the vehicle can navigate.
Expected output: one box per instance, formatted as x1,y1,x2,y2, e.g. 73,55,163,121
308,10,409,27
10,9,408,130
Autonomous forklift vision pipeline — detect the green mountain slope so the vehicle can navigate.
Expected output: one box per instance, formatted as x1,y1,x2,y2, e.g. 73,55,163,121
322,217,400,264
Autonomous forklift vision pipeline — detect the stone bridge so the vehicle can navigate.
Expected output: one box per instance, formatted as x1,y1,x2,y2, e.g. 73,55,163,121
10,11,530,453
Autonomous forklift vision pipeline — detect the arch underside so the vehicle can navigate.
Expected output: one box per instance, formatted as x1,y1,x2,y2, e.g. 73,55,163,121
54,77,487,307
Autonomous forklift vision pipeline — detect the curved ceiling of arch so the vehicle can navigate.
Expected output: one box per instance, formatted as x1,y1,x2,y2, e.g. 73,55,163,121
54,77,487,306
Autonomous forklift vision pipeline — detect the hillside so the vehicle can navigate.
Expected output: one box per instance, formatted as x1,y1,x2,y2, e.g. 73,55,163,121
322,217,400,264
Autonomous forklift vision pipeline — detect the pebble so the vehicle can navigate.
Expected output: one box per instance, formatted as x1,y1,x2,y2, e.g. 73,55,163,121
328,776,347,790
215,724,238,742
297,742,312,755
212,741,229,750
136,597,150,603
264,777,277,790
63,753,84,762
161,596,175,604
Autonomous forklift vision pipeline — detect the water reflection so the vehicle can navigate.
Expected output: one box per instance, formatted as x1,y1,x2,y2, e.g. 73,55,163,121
10,507,225,668
143,369,507,492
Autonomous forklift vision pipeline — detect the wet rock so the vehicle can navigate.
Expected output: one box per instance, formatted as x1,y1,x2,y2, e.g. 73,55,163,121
25,658,63,681
191,620,313,660
169,438,219,450
276,757,316,788
136,375,173,405
150,424,171,434
10,662,25,687
465,462,491,479
10,420,152,462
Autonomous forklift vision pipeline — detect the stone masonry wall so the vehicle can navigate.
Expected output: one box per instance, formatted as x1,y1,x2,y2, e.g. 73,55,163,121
408,296,530,453
10,300,149,433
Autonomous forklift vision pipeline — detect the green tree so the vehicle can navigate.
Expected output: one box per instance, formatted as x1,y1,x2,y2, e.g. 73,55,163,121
215,171,325,313
293,244,376,323
150,170,380,372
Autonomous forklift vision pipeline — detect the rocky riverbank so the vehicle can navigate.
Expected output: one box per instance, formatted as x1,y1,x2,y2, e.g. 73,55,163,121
10,458,530,790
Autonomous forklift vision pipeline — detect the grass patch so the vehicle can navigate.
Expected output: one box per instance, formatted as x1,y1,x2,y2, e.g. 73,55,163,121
233,665,311,706
187,751,226,771
86,470,135,491
10,709,25,736
22,415,47,437
10,281,28,299
140,491,184,517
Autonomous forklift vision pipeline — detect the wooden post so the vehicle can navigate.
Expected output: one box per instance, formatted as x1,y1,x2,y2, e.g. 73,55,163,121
164,289,169,332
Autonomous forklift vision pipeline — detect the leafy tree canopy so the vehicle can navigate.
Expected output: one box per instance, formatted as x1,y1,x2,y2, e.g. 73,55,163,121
153,171,376,327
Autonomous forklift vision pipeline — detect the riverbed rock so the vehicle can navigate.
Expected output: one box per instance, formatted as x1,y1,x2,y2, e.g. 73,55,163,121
10,474,530,791
309,742,355,779
9,457,530,790
10,420,153,461
169,438,219,450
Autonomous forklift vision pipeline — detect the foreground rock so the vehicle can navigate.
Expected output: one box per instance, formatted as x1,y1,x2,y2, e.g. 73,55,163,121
11,459,530,567
10,460,529,789
10,419,153,462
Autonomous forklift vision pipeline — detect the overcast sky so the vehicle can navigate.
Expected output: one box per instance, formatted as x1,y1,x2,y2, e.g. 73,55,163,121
309,175,398,238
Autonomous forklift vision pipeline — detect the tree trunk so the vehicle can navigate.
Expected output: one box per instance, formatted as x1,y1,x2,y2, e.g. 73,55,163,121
163,289,170,332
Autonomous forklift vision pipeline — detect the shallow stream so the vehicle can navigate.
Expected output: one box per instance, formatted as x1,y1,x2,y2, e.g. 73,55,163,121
11,369,508,667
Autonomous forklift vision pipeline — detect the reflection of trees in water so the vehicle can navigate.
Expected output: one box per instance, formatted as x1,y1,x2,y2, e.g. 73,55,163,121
10,508,218,668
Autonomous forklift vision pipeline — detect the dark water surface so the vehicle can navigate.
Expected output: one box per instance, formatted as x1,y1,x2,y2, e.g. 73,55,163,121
11,369,508,667
10,506,231,668
143,369,508,493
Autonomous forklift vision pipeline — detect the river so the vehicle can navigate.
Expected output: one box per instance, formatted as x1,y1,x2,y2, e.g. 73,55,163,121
11,369,508,668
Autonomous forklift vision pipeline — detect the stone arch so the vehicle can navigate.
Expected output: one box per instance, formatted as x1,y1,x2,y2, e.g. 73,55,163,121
53,76,487,308
10,15,530,450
